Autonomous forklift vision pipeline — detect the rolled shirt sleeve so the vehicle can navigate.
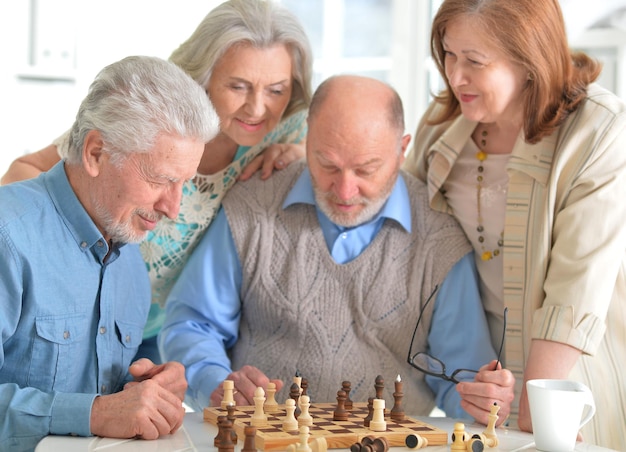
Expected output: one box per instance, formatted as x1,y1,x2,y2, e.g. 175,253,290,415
159,207,243,411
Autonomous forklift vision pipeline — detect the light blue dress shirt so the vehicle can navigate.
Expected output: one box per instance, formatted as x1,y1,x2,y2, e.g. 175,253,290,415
0,162,150,451
160,168,496,416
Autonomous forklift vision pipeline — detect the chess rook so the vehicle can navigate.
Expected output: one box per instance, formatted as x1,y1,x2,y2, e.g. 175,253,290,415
369,399,386,432
222,379,235,409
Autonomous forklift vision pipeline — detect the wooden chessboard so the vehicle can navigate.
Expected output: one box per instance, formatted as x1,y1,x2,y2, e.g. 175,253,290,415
204,402,448,450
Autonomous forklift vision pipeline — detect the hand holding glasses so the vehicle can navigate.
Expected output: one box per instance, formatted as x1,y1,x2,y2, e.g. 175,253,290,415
407,286,508,384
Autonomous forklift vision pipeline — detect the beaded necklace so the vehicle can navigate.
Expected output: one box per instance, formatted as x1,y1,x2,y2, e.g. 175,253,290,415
476,129,504,261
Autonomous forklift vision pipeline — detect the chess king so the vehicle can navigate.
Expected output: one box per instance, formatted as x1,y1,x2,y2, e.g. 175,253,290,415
159,75,515,424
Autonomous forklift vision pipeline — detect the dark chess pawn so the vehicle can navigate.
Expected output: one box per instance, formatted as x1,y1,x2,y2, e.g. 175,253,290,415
333,389,349,421
364,397,374,427
242,425,258,452
290,382,302,418
374,375,384,400
342,380,353,410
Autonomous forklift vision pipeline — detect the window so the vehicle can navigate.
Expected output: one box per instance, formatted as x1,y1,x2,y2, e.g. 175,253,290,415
279,0,435,133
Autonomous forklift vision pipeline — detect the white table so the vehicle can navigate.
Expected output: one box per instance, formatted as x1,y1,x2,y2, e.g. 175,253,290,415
36,412,617,452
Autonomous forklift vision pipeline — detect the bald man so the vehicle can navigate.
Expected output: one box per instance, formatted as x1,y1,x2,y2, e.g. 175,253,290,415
159,75,515,425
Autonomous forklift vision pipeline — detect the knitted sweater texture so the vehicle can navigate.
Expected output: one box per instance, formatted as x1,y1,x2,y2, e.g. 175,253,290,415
223,161,470,413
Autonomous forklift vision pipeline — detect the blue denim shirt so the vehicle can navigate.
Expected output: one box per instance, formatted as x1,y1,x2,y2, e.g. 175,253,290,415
0,162,150,451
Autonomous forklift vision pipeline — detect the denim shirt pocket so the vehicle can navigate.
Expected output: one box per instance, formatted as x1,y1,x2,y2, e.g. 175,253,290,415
115,320,143,369
31,313,89,391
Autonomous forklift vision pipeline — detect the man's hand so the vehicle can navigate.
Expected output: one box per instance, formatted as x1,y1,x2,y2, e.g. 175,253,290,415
238,142,305,181
456,360,515,426
210,365,284,406
90,379,185,439
126,358,187,401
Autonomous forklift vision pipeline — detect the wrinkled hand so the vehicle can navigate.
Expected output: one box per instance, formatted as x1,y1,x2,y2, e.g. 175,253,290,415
456,360,515,426
239,142,305,181
210,365,284,407
125,358,187,401
90,379,185,439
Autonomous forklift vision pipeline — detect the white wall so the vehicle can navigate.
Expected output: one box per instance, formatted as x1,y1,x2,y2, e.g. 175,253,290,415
0,0,221,177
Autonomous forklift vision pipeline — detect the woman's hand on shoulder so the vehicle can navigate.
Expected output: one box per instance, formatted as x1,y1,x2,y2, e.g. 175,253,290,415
1,144,61,185
238,142,306,182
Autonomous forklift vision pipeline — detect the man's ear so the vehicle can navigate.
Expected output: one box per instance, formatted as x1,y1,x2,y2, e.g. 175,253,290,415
399,133,411,164
82,130,105,177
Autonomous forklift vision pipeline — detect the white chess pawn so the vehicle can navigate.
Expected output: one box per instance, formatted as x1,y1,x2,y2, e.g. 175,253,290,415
296,425,312,452
298,395,313,427
369,398,387,432
251,386,268,427
265,381,279,413
283,398,299,432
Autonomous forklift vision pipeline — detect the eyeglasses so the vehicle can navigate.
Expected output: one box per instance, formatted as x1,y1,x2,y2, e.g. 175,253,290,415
407,286,508,385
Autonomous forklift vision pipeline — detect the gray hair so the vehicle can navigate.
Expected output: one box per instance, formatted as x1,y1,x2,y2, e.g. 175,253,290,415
169,0,313,118
66,55,219,165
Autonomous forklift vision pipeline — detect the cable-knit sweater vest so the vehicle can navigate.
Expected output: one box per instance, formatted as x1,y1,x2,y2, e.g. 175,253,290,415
222,161,471,414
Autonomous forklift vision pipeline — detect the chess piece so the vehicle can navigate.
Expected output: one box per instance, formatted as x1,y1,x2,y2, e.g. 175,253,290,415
342,381,353,410
298,394,313,427
214,415,227,447
333,389,349,421
217,419,235,452
250,386,268,427
374,375,384,400
369,398,386,432
405,434,428,449
290,382,302,418
351,435,388,452
370,437,389,452
222,379,235,409
364,397,374,427
293,370,302,389
310,437,328,452
265,381,279,413
390,374,405,421
296,425,312,452
482,403,500,447
293,371,303,407
467,434,486,452
283,398,299,432
451,422,470,451
350,442,362,452
301,378,309,398
242,426,257,452
226,404,238,444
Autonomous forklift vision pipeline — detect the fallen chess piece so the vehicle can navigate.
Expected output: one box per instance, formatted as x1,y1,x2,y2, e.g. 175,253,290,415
450,423,471,451
285,426,327,452
405,433,428,449
350,435,389,452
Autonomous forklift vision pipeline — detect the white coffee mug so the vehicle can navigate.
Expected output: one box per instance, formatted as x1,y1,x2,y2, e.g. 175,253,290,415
527,379,596,451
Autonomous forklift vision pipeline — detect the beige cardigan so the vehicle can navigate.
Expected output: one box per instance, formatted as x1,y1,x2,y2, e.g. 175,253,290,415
403,84,626,450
